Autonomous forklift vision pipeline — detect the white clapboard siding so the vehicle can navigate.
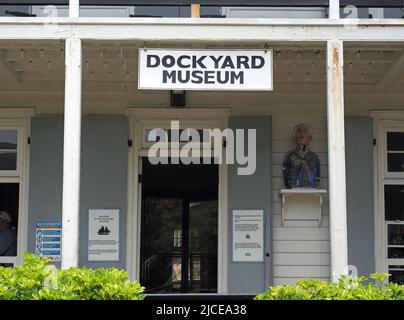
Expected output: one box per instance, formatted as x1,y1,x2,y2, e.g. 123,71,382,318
274,266,330,278
272,128,327,141
272,116,330,284
273,202,329,215
273,141,327,153
273,277,330,286
273,240,330,253
273,227,330,241
272,191,329,204
272,214,329,228
273,253,331,266
272,117,327,128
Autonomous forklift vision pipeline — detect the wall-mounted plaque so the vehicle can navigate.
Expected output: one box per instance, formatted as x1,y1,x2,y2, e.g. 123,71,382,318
88,209,119,261
233,209,264,262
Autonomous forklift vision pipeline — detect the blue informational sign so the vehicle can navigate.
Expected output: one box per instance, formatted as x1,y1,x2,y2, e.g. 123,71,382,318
35,222,62,262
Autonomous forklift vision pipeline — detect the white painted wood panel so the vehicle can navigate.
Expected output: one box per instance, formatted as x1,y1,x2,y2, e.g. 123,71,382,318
272,128,327,141
274,266,330,278
273,227,330,241
272,116,330,285
273,202,329,216
273,277,330,286
273,253,331,266
273,141,328,153
272,191,329,204
273,240,330,253
272,214,329,228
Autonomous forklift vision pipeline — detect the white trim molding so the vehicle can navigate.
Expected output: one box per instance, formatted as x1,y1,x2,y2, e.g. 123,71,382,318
370,110,404,276
0,108,33,266
0,18,404,41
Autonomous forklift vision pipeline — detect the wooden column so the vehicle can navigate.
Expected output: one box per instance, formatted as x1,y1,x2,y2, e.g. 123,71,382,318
69,0,80,18
327,39,348,281
329,0,340,19
61,38,82,269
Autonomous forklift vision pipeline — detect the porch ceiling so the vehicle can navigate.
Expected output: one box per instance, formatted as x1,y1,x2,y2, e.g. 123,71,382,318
0,40,403,113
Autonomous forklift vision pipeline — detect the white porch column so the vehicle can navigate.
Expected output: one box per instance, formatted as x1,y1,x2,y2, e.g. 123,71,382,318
69,0,80,18
329,0,340,19
61,38,82,269
327,39,348,281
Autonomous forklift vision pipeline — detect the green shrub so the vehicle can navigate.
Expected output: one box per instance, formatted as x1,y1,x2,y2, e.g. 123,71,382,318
0,252,145,300
255,273,404,300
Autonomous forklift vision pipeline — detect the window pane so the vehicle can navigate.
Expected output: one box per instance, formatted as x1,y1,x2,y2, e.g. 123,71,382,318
385,185,404,221
0,263,14,268
0,151,17,171
387,132,404,151
388,248,404,259
189,201,218,293
388,225,404,245
0,183,19,257
389,267,404,285
387,153,404,172
0,130,17,150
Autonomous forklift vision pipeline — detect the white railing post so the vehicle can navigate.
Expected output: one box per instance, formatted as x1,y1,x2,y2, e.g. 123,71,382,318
69,0,80,18
327,39,348,282
329,0,340,19
61,38,82,269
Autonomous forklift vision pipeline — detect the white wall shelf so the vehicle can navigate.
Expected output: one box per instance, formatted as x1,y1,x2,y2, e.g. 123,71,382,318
279,188,327,226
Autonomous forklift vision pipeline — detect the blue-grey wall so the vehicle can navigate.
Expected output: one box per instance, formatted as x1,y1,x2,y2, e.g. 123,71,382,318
28,115,64,268
28,115,128,269
345,116,375,276
228,116,272,294
79,115,128,269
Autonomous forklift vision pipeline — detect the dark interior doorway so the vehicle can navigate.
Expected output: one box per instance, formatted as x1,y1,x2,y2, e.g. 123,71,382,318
140,158,218,293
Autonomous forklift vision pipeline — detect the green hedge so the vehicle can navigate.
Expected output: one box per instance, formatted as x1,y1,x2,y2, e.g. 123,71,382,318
0,253,145,300
255,273,404,300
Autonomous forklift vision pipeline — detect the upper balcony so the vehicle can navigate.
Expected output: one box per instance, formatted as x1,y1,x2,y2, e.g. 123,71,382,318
0,1,403,19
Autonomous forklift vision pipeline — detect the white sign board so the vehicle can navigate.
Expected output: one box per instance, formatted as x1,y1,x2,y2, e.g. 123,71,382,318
88,209,119,261
138,48,273,91
233,209,264,262
35,222,61,262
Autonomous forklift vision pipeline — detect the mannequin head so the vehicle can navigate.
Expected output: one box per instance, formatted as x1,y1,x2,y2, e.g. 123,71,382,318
292,123,312,146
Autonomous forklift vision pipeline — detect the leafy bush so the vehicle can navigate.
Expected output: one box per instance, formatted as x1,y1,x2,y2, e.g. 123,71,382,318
255,273,404,300
0,252,145,300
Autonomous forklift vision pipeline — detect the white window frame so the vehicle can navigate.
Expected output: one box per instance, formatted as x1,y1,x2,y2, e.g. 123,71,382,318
385,221,404,268
0,109,33,267
126,107,230,293
372,111,404,277
383,127,404,179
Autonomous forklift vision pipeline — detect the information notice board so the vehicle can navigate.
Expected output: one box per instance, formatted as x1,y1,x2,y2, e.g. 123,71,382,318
35,222,61,262
88,209,120,261
232,209,264,262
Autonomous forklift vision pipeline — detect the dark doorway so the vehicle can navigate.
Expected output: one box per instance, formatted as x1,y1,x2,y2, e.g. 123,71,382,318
0,183,19,265
140,158,218,293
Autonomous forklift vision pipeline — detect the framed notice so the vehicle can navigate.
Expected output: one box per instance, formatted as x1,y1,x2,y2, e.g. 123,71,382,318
88,209,119,261
232,209,264,262
35,221,61,262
